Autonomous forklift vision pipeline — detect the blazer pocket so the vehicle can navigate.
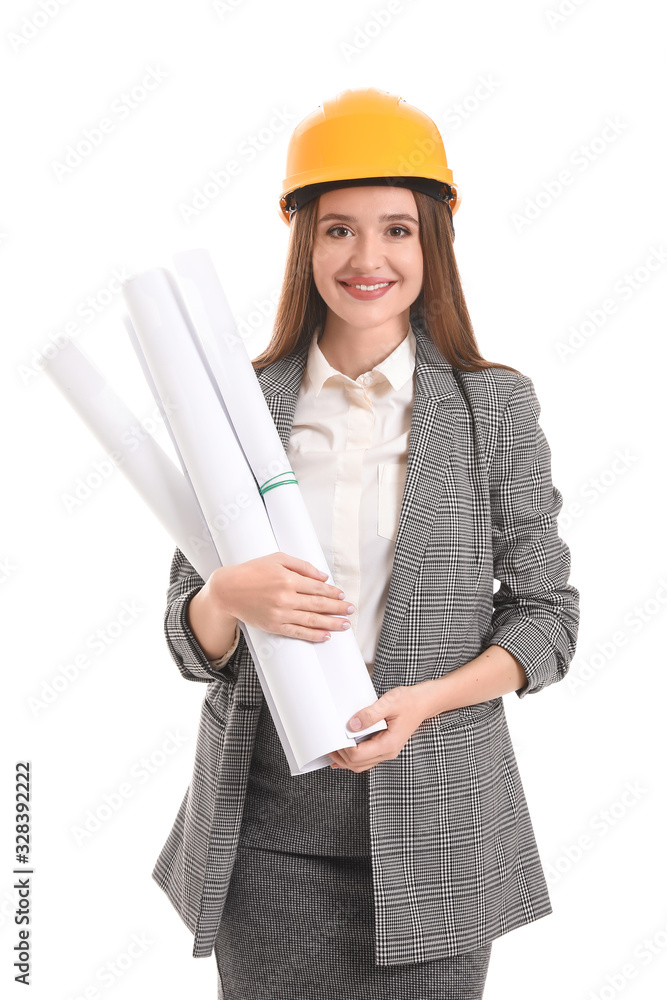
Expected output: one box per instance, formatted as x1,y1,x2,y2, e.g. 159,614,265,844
377,461,408,541
433,697,502,734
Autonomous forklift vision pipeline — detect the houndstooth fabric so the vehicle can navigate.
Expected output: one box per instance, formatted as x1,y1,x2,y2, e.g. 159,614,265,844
151,319,580,965
237,688,373,857
214,844,492,999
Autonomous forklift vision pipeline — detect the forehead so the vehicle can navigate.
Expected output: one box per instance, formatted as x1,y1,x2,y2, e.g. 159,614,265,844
316,185,418,219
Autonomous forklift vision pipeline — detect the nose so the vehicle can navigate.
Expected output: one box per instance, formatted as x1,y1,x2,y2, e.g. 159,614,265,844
347,232,386,272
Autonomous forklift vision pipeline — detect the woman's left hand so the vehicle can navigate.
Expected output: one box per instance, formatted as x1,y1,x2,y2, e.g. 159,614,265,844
328,682,434,772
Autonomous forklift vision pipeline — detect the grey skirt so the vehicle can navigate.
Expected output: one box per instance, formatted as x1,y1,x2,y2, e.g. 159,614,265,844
214,843,492,1000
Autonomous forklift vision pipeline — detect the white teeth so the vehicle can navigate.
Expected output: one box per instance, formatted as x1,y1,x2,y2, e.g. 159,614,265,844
346,282,391,291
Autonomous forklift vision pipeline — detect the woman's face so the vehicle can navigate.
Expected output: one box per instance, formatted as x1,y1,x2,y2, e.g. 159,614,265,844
311,185,423,332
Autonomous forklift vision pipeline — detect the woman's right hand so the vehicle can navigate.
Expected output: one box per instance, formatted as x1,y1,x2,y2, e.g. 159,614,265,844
208,552,354,642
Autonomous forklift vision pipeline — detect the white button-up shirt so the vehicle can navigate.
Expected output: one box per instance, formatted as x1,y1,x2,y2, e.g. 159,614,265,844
212,323,416,677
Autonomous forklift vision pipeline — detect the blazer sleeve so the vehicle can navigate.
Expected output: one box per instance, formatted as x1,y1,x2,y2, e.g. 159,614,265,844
485,374,580,697
163,547,241,684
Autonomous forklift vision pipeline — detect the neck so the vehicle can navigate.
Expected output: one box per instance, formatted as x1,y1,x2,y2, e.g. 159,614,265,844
317,313,410,380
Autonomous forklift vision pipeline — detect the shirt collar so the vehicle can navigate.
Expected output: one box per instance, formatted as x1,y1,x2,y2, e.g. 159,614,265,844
306,323,416,397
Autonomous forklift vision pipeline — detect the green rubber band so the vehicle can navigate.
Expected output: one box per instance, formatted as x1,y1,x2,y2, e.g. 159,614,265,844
260,480,299,495
259,472,299,496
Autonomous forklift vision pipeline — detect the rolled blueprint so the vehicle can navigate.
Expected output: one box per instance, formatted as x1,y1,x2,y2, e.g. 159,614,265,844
124,310,327,773
123,313,220,577
45,333,324,774
44,337,221,581
172,248,387,742
123,268,384,774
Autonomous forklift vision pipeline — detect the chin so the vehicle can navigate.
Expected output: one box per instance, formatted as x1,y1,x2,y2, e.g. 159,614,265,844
336,306,394,326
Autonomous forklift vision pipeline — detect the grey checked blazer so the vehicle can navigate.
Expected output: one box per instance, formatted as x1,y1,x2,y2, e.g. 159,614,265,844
152,319,580,965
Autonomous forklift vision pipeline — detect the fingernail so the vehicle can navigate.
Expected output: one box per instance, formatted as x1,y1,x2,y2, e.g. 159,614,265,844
341,621,350,630
349,716,362,731
322,633,331,641
346,605,355,613
338,592,345,599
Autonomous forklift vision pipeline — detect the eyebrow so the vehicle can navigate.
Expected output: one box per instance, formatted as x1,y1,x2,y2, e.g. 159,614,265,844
317,212,419,225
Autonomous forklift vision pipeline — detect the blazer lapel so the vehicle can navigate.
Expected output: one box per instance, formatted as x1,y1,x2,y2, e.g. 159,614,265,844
372,327,465,688
255,322,465,689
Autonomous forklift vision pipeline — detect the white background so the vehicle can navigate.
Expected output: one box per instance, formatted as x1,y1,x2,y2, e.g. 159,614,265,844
2,0,666,998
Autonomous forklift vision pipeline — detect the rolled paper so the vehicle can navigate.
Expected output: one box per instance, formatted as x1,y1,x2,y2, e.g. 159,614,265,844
123,268,368,773
44,332,325,774
43,336,220,581
123,313,217,574
172,248,387,744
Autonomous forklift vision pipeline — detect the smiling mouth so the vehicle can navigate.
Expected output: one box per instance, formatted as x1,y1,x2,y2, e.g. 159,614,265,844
339,280,396,291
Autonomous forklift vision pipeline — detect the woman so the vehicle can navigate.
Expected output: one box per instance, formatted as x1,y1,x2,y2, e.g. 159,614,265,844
153,88,580,999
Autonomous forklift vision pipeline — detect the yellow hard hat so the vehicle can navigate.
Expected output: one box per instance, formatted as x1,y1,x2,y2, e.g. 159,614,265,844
279,87,459,228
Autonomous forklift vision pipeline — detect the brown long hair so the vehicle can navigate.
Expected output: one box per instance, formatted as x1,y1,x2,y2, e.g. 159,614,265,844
251,189,519,374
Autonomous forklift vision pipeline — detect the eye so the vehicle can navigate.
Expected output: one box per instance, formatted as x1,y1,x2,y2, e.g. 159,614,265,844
325,225,352,238
324,225,412,238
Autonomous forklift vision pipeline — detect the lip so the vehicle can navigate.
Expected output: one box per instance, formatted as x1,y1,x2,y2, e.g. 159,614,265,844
337,277,397,301
338,276,395,284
